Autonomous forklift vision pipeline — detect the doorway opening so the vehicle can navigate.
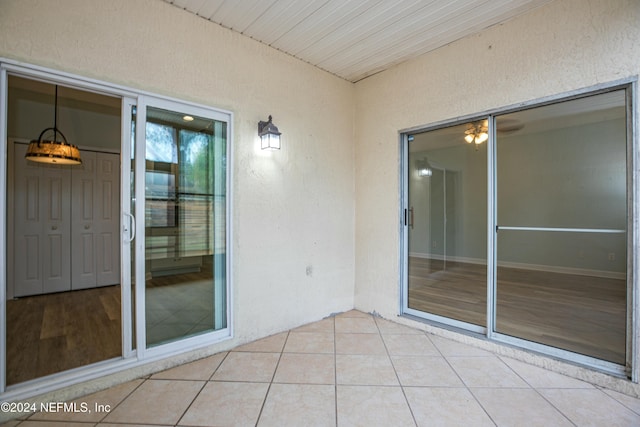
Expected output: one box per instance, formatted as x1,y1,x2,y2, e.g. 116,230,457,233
6,76,122,385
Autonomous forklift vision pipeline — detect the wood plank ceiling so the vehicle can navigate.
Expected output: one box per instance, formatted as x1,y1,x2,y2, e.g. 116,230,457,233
161,0,552,82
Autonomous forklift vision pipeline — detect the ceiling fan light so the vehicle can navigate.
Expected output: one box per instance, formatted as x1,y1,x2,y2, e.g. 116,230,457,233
464,134,474,143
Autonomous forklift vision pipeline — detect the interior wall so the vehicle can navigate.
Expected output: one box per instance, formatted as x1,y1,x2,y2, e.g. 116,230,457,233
498,117,627,273
0,0,356,345
409,116,626,274
353,0,640,317
8,80,122,151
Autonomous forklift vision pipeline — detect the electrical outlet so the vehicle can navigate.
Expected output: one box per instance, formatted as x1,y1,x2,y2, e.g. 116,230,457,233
608,253,615,261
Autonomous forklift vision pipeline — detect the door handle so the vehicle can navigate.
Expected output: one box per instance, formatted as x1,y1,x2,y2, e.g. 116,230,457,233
409,207,414,229
123,212,136,243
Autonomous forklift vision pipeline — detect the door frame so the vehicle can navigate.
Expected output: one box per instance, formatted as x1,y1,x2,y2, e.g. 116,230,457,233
400,77,638,381
0,59,233,399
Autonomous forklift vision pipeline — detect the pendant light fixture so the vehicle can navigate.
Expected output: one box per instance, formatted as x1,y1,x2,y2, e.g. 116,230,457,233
25,85,82,165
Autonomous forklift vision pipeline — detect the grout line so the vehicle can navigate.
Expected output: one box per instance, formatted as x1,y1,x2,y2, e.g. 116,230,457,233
375,316,419,427
253,330,289,426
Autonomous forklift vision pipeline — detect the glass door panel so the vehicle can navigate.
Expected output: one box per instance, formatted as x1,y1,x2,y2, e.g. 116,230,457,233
407,122,487,327
495,90,628,364
143,106,227,348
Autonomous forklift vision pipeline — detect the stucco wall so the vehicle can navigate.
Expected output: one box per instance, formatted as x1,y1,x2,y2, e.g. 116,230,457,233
353,0,640,317
0,0,355,343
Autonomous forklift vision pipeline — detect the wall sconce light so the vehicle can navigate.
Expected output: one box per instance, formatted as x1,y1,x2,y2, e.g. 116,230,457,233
25,85,82,165
416,158,432,177
258,115,281,150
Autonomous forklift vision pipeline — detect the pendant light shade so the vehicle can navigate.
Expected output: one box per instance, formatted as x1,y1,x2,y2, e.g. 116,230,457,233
25,85,82,165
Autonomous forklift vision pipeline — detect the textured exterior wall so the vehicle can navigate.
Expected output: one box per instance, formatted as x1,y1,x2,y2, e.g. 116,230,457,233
0,0,355,345
353,0,640,318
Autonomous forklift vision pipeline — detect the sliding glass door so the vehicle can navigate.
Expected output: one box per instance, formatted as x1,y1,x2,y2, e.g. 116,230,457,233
406,122,488,330
1,61,232,397
134,101,228,350
494,90,628,366
403,85,632,372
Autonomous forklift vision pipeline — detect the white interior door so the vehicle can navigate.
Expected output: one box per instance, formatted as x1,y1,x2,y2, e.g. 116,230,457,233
71,150,120,290
13,143,72,297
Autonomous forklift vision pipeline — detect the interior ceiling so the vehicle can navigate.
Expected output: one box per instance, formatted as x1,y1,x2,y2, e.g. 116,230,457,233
160,0,553,83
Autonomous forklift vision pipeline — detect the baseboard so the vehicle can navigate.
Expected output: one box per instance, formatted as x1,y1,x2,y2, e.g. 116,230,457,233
409,252,626,280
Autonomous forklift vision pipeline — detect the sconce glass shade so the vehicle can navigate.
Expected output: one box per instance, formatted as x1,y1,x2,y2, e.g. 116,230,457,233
26,128,82,165
416,158,432,177
258,115,281,150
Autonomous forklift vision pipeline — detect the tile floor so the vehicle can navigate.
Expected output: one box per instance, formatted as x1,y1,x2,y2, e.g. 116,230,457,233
4,310,640,426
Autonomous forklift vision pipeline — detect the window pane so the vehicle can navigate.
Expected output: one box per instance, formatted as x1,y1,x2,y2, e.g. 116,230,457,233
145,122,177,163
495,90,627,364
145,107,227,347
408,121,487,327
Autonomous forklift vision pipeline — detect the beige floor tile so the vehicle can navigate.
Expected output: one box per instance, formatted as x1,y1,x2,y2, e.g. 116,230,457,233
602,388,640,415
335,333,387,355
178,381,269,426
383,333,439,356
233,332,288,352
102,379,204,425
212,352,281,382
273,353,335,384
284,331,334,353
430,335,493,356
447,356,529,388
336,354,398,386
336,385,415,426
258,384,336,427
335,316,378,333
392,356,464,387
472,388,572,426
294,317,334,333
375,318,423,335
29,379,143,423
500,357,594,389
539,388,640,426
405,387,494,427
152,352,227,380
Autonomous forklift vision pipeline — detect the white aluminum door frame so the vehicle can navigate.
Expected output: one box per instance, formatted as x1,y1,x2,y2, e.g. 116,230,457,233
134,96,232,361
400,79,638,380
0,58,233,400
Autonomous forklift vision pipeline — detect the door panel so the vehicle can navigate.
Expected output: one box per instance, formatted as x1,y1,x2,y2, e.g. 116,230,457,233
95,152,120,286
140,103,227,348
13,143,72,297
406,123,488,328
72,151,121,289
494,90,628,365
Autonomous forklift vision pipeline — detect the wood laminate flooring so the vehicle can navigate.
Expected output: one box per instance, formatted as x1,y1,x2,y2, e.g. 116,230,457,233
408,257,627,364
6,285,122,386
6,261,217,386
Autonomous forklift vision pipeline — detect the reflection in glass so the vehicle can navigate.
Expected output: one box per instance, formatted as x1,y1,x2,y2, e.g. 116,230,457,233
495,90,627,364
145,107,226,347
407,122,487,327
